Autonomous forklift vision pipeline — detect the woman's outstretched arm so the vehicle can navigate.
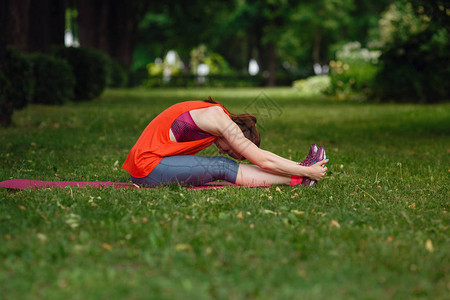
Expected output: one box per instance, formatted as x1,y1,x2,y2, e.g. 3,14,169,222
193,106,327,182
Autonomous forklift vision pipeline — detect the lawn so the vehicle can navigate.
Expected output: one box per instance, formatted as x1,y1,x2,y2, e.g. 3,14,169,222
1,87,449,299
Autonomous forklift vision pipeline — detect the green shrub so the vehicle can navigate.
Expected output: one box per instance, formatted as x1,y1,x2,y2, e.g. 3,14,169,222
328,42,380,100
29,53,75,105
372,0,449,103
293,75,331,95
128,68,148,87
144,74,264,88
52,46,107,101
373,28,449,103
0,47,34,127
106,59,128,88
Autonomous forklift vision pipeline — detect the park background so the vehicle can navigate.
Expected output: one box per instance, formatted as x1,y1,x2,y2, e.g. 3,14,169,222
1,0,449,299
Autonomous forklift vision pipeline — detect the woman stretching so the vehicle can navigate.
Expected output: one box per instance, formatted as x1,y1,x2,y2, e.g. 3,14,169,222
122,97,328,187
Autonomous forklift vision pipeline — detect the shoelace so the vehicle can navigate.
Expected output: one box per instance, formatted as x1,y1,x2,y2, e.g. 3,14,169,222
298,154,316,166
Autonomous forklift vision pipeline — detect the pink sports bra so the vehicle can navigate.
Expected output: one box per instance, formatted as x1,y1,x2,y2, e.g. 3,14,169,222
170,111,213,142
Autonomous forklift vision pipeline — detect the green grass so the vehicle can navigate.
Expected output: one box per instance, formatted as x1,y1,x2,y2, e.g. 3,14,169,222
1,87,449,299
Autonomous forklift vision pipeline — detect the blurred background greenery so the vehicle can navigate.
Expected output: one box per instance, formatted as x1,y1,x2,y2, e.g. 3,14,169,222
1,0,449,126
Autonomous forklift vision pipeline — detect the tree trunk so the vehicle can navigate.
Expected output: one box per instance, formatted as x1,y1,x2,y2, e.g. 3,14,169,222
0,107,13,127
77,0,146,68
77,0,108,50
266,41,277,87
0,0,31,53
28,0,66,53
108,0,134,67
0,0,8,60
312,29,322,65
0,0,65,56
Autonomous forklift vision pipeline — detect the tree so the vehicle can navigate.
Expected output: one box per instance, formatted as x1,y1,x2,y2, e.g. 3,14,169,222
77,0,153,68
133,0,233,71
133,0,394,86
0,0,65,56
0,0,31,57
28,0,66,53
282,0,392,71
373,0,450,102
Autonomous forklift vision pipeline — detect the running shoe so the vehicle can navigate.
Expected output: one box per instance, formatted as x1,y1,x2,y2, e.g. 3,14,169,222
315,146,327,163
298,144,319,166
300,146,327,186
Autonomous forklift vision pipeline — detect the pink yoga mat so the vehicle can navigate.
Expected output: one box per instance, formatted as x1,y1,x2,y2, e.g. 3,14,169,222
0,179,239,190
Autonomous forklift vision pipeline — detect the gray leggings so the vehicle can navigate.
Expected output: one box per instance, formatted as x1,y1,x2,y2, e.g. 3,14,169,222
130,155,239,187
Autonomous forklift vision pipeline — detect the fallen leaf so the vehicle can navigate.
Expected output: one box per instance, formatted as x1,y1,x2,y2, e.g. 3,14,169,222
276,187,282,193
425,239,434,253
408,203,416,209
386,236,394,243
65,213,81,229
330,219,341,228
18,205,26,211
237,212,244,220
101,243,112,250
297,269,307,278
175,243,191,252
37,233,47,243
58,279,68,288
292,210,304,215
263,209,277,215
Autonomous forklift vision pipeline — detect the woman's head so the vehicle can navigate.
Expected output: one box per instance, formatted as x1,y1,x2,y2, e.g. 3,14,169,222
204,97,261,148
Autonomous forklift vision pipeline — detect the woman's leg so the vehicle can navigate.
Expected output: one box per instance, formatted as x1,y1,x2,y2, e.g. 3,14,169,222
235,164,292,186
130,155,239,187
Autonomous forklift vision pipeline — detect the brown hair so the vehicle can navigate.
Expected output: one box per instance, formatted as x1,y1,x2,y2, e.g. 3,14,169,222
204,96,261,147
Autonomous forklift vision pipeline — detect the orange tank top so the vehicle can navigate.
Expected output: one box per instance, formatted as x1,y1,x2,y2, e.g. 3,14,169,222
122,101,229,178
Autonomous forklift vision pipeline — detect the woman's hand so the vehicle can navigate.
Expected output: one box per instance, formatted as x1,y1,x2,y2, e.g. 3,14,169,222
306,160,328,181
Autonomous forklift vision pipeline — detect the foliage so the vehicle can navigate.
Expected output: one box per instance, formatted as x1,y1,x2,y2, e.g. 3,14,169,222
378,1,426,46
373,0,450,103
52,46,107,101
0,70,11,126
190,45,233,75
0,47,34,127
133,1,233,70
328,42,380,100
293,75,331,95
29,53,75,105
146,51,183,79
144,46,241,88
128,68,148,87
373,28,450,103
408,0,450,31
106,58,128,88
1,88,449,299
145,74,264,88
133,1,393,85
